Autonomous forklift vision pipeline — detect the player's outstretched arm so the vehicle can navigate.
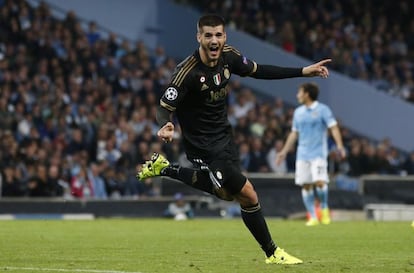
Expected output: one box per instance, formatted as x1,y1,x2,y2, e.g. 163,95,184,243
250,59,331,80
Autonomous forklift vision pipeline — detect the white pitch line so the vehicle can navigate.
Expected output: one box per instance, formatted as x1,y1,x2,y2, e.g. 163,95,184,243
2,267,144,273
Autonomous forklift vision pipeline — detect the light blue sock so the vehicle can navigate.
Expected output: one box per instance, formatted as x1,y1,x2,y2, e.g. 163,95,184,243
315,184,329,209
301,188,316,219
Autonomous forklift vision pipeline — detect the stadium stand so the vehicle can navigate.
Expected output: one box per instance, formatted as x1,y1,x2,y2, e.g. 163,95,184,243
186,0,414,104
0,0,412,212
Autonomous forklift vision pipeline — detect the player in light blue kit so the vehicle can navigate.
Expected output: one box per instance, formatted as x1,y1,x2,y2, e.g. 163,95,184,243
277,82,346,226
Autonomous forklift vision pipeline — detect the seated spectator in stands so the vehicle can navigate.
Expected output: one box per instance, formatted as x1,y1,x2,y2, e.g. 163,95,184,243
347,140,364,177
123,166,143,198
233,89,255,119
233,116,251,137
360,144,380,174
46,164,65,197
26,164,54,197
1,164,24,197
267,139,287,174
65,128,88,156
103,167,125,199
387,147,404,175
164,192,194,220
250,114,267,138
152,45,168,68
403,151,414,175
248,137,269,172
70,166,93,198
100,138,122,167
238,142,251,173
375,144,394,174
87,162,108,199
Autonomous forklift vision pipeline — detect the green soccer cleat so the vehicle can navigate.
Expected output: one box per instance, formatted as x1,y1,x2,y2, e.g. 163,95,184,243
136,153,170,180
305,218,320,226
265,247,303,265
321,208,331,225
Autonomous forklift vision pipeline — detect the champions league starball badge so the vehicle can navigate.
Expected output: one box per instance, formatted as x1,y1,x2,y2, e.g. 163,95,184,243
165,87,178,101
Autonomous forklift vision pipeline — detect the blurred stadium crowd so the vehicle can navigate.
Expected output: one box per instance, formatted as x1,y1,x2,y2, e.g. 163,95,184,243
187,0,414,103
1,0,414,199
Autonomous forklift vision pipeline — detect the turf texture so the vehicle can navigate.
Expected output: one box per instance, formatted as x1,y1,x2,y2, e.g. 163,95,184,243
0,219,412,273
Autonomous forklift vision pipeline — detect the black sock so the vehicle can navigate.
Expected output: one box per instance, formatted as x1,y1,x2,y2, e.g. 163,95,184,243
241,203,277,257
161,164,180,178
161,166,213,194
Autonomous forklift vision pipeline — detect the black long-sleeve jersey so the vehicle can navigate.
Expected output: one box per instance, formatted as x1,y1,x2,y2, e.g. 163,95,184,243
159,45,256,159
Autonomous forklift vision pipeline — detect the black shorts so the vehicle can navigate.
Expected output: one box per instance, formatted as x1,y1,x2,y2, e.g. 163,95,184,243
188,142,247,195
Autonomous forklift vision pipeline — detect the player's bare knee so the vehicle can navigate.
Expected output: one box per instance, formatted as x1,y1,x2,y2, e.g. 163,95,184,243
234,180,258,206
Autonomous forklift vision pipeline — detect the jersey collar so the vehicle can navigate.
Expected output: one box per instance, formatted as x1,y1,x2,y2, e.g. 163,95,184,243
195,49,222,69
307,101,319,110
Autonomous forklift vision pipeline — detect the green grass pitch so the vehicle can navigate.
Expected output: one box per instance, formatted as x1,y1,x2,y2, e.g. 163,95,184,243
0,219,412,273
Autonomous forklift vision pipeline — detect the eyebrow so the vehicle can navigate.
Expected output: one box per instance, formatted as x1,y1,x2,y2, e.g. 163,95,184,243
204,32,223,36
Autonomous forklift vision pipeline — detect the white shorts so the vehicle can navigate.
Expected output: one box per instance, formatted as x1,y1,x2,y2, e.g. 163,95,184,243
295,158,329,186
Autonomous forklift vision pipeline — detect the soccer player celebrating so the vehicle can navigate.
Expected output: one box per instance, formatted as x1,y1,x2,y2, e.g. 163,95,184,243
276,82,346,226
138,14,331,265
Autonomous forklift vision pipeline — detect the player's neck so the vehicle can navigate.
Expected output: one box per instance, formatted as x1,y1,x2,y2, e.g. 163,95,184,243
304,100,315,108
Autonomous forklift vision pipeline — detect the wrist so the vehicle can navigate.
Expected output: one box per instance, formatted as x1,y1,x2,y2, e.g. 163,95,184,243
164,121,174,128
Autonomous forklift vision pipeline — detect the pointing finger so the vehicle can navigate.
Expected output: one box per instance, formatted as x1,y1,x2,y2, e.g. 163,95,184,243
317,59,332,66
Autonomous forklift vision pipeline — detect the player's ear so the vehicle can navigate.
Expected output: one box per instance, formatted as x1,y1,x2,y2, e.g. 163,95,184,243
197,32,201,43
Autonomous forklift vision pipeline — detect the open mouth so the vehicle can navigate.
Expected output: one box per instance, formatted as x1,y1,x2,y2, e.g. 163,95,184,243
209,45,219,57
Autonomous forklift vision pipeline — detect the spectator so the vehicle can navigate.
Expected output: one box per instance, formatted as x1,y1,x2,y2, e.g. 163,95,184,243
65,128,88,156
248,137,269,172
46,164,65,197
164,192,194,220
70,166,93,198
1,164,24,197
26,164,53,197
86,21,101,45
239,142,251,172
103,167,125,198
267,139,287,174
233,89,255,119
347,140,364,177
403,151,414,175
87,162,108,199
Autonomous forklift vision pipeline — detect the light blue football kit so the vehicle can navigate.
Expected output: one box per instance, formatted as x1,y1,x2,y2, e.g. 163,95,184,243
292,101,337,162
292,101,337,219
